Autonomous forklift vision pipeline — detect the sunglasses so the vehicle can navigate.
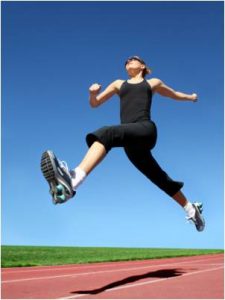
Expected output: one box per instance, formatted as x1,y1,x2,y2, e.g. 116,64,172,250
125,56,145,66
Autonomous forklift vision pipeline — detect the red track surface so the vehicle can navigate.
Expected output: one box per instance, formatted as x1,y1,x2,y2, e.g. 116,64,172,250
1,253,224,299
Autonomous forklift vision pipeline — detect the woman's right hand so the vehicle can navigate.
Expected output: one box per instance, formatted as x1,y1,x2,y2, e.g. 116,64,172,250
89,83,102,95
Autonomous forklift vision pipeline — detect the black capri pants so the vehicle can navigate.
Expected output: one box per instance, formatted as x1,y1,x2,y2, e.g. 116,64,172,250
86,121,183,197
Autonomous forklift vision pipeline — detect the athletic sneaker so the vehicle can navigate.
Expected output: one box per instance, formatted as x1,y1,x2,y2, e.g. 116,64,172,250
41,150,75,204
186,202,205,232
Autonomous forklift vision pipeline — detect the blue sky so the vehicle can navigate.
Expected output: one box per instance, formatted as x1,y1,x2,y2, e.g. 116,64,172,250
2,1,224,249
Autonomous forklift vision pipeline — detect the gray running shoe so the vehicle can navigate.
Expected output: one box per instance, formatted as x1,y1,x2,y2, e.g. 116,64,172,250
187,202,205,232
41,150,75,204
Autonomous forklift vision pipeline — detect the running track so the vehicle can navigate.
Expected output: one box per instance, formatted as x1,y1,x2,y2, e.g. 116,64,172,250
2,254,224,299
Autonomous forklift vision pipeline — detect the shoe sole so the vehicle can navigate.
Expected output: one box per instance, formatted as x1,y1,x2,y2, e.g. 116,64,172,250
41,151,74,203
193,203,205,232
41,151,57,183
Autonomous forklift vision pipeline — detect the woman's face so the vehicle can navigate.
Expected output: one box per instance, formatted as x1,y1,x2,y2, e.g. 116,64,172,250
125,59,145,75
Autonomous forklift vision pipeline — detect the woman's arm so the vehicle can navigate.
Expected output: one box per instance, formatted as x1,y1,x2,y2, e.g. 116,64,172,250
89,80,122,107
148,78,198,102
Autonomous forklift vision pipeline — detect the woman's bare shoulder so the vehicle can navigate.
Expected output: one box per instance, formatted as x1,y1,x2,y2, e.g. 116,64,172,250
147,78,162,85
147,78,163,91
113,79,126,91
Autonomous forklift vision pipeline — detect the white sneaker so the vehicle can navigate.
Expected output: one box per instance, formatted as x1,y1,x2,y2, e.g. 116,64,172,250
41,150,76,204
186,202,205,232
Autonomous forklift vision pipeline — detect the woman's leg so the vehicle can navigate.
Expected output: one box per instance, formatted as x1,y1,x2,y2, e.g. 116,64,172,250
124,146,184,197
172,190,188,207
78,141,107,175
69,141,106,191
124,146,205,231
125,146,192,209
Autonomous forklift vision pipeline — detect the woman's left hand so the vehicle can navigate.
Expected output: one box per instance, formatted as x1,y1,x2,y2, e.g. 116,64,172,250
191,93,198,102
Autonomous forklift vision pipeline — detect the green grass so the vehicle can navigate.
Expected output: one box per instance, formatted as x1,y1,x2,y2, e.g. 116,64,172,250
1,245,223,268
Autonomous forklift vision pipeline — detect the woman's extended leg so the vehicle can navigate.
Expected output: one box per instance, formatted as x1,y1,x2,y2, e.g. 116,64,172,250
124,146,205,231
78,141,107,175
70,141,106,191
172,190,188,207
124,146,184,198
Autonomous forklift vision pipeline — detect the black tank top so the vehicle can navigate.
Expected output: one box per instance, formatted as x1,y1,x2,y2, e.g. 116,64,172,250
119,80,152,123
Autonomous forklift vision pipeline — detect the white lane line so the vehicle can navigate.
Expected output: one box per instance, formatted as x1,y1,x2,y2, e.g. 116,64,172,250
1,263,183,283
1,260,176,274
1,261,155,274
2,256,224,284
2,254,223,274
3,261,221,276
62,266,224,299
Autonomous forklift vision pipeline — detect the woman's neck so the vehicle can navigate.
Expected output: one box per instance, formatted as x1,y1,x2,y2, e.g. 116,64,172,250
128,76,144,83
128,73,144,82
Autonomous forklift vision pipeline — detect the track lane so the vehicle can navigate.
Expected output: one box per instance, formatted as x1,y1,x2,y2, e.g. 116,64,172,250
2,254,224,299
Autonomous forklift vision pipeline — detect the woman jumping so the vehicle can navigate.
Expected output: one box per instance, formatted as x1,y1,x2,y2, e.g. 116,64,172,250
41,55,205,232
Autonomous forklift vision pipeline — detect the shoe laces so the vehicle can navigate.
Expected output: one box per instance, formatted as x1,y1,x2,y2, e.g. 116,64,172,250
194,202,203,213
59,160,70,173
185,202,203,224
